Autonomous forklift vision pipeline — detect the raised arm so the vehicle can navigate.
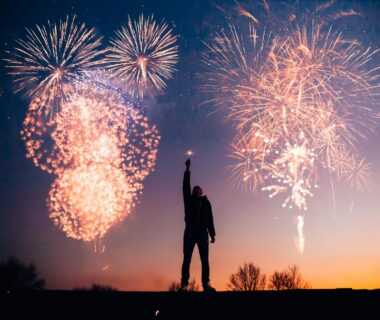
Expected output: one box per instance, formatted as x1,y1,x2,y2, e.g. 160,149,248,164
183,159,191,208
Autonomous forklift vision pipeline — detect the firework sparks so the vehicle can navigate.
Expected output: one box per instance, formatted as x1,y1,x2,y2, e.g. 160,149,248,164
21,73,160,241
22,74,160,172
105,14,178,99
185,150,194,157
203,20,379,210
344,156,373,194
49,163,133,241
5,15,105,117
9,12,163,241
49,79,159,241
262,134,317,211
228,132,267,192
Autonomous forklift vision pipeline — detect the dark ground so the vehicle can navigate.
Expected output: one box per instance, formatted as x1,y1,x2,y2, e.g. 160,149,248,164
2,289,380,319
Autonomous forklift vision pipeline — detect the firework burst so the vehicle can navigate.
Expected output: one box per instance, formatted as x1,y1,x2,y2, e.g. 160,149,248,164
5,15,105,116
105,14,178,99
22,73,160,173
21,73,160,241
49,78,159,241
203,20,379,210
48,163,134,242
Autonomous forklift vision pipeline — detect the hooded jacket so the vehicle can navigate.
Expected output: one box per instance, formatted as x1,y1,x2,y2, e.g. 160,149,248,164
183,170,216,237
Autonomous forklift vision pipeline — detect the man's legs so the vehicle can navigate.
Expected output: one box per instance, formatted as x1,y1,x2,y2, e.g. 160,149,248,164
181,229,196,287
197,230,210,287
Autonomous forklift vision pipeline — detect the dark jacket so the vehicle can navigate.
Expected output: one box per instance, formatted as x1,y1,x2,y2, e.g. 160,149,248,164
183,170,216,237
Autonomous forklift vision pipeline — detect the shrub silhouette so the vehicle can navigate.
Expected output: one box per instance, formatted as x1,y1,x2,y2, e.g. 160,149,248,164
269,264,310,290
0,256,45,292
228,262,266,291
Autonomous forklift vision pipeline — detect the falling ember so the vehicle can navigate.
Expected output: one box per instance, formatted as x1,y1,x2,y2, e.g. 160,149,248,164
105,14,178,99
295,215,305,253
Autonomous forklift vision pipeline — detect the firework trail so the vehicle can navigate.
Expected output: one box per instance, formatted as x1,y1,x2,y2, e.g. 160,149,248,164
295,215,305,253
105,14,179,99
5,15,105,117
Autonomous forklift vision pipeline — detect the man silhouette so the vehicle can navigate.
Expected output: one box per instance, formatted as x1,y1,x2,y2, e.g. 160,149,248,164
180,158,216,292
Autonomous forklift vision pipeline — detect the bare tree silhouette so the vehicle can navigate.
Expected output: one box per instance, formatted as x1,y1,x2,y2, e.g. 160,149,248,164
269,264,310,290
228,262,267,291
0,256,45,292
168,278,200,291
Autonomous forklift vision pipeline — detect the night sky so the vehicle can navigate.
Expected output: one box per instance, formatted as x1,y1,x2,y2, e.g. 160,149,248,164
0,0,379,291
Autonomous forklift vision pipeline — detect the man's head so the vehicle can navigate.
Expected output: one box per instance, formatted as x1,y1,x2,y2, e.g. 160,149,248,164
192,185,203,197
